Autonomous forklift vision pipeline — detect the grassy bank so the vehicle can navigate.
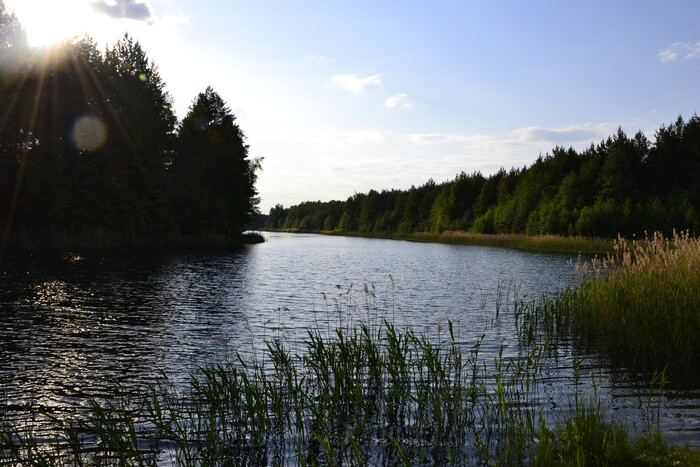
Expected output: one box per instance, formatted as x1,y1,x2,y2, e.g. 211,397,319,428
538,231,700,373
2,319,697,465
411,231,613,255
301,229,614,255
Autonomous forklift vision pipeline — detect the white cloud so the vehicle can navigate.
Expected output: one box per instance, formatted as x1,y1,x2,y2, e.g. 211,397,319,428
307,54,334,64
310,129,386,146
385,93,411,109
408,133,475,145
511,123,619,145
411,123,617,150
326,73,382,94
406,123,627,177
259,122,630,211
657,49,679,63
657,41,700,62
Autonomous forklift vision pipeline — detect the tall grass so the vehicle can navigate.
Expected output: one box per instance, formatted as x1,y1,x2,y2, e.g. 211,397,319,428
427,231,613,255
554,231,700,372
0,320,545,465
320,230,614,255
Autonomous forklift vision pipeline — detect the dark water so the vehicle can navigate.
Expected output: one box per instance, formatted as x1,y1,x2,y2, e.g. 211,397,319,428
1,232,698,446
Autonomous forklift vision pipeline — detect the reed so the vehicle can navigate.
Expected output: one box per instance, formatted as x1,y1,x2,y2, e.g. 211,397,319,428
320,229,614,255
427,231,613,255
2,317,696,465
556,231,700,372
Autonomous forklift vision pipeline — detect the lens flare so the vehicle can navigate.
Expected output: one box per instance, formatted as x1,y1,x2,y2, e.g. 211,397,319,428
70,114,107,152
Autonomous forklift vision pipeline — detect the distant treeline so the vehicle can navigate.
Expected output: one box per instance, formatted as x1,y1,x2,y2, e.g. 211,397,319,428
267,115,700,238
0,4,260,248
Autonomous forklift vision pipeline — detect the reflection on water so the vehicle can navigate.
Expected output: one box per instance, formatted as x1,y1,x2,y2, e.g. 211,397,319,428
0,232,698,447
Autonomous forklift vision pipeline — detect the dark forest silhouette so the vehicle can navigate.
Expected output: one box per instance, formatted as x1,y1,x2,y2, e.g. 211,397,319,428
267,117,700,238
3,2,699,246
0,3,261,249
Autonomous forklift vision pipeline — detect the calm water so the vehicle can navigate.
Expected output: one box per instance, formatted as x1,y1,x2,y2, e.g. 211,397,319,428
1,232,698,446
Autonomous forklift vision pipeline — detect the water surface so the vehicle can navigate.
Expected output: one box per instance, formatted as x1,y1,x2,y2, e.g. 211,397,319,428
1,232,698,446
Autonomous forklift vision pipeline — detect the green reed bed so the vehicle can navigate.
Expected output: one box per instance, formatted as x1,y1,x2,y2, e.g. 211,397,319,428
3,318,696,466
550,231,700,372
534,400,700,466
320,230,614,255
423,231,613,255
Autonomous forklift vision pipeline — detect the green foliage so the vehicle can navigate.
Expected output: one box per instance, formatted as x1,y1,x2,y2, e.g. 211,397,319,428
171,86,260,236
0,23,261,249
0,1,28,72
266,116,700,239
534,402,657,466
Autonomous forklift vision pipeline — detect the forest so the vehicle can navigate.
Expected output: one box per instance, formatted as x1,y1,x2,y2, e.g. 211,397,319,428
267,115,700,238
0,4,261,248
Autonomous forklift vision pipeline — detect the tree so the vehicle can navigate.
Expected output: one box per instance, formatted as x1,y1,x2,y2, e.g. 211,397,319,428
241,117,700,239
100,35,178,234
0,1,29,242
172,86,261,236
266,204,287,229
0,0,27,69
359,190,380,232
598,128,648,202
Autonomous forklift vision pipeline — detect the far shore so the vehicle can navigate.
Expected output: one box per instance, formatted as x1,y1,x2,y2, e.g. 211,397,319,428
265,229,615,255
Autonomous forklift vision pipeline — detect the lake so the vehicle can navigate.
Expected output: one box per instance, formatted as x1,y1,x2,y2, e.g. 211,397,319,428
1,232,698,449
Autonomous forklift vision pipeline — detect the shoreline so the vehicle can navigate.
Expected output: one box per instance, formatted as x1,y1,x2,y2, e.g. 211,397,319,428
265,229,615,255
0,228,265,257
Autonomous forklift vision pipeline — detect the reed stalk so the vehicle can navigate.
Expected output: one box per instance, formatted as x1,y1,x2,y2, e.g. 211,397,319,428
557,231,700,373
3,316,696,465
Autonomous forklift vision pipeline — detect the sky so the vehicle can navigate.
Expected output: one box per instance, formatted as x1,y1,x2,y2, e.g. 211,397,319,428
4,0,700,213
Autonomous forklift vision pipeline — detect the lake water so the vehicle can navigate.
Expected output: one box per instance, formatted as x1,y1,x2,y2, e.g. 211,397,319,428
1,232,698,449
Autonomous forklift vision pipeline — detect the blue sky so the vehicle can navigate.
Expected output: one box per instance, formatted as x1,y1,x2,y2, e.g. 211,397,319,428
6,0,700,212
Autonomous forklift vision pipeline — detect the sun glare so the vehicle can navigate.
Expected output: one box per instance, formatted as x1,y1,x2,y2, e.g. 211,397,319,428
4,0,117,48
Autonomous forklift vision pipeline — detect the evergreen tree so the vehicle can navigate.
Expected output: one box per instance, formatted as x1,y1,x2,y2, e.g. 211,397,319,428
0,0,29,242
172,87,261,236
267,116,700,239
101,34,177,235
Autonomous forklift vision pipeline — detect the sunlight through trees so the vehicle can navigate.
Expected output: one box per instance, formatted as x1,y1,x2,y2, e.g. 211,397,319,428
0,5,261,248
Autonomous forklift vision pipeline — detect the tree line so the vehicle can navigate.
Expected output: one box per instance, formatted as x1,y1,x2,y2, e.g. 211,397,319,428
0,2,260,248
267,116,700,238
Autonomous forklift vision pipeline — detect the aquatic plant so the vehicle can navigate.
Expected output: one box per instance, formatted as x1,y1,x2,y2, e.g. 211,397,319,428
2,318,695,465
431,231,613,255
557,231,700,373
325,230,614,255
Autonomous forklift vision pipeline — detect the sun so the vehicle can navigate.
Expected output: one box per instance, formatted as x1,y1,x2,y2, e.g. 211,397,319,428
4,0,116,49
